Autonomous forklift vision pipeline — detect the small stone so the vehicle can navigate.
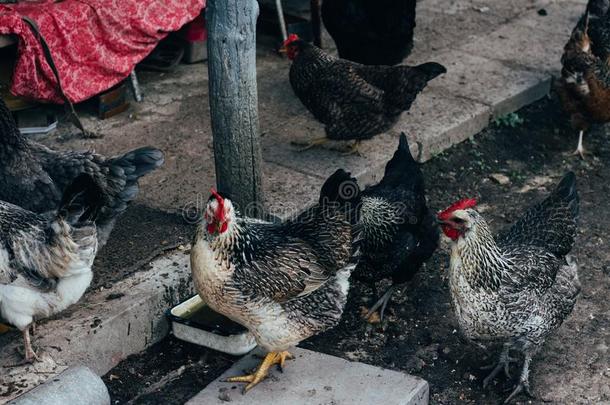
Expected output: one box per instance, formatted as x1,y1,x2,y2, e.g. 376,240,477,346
218,387,232,402
442,346,451,355
538,8,548,16
489,173,510,185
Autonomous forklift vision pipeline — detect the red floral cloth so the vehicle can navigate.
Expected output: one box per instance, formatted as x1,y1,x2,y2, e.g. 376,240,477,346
0,0,205,103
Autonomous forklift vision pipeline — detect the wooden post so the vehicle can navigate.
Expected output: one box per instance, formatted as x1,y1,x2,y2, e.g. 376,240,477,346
207,0,264,218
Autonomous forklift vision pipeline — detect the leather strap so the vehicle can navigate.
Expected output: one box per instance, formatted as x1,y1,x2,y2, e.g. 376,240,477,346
21,15,101,138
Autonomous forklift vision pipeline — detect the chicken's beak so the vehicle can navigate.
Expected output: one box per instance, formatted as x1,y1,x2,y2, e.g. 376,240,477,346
278,45,287,54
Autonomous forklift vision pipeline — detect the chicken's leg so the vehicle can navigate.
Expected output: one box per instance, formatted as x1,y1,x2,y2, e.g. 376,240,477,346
5,325,39,367
341,141,362,156
572,130,588,159
364,284,395,323
22,326,39,363
482,343,517,388
504,352,534,403
291,137,328,151
225,351,294,393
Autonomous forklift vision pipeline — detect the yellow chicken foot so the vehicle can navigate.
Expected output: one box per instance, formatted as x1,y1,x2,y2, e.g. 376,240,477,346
291,137,328,151
341,140,362,156
225,351,294,393
363,284,395,323
571,130,589,159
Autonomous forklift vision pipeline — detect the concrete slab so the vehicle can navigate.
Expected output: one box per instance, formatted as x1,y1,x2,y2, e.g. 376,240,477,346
186,348,429,405
458,11,568,74
394,90,491,162
410,49,552,117
260,112,404,181
412,8,510,55
513,0,583,35
9,366,110,405
0,252,194,403
417,0,548,19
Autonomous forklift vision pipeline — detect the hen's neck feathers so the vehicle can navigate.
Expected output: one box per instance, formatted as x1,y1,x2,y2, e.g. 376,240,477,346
453,212,508,291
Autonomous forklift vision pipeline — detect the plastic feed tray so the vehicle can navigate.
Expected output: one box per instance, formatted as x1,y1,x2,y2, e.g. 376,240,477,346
168,295,257,356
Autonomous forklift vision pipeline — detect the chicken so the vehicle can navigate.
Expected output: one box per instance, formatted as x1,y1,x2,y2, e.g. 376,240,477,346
0,98,164,246
280,34,445,153
0,174,101,364
320,0,417,65
438,172,581,403
556,0,610,158
190,171,361,392
346,133,438,322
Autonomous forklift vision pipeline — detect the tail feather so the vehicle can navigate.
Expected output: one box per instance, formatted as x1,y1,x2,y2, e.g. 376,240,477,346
587,0,610,18
413,62,447,82
497,172,579,256
553,171,580,221
110,147,165,181
379,133,422,188
58,174,104,225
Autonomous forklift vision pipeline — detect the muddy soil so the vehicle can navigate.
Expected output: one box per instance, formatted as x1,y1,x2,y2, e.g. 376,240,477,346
103,96,610,404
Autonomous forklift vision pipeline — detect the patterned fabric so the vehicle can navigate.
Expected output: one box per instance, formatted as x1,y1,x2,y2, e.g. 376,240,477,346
0,0,205,103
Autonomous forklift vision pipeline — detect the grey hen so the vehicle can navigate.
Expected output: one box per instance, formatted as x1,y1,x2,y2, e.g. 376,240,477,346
438,173,581,403
0,174,101,363
0,98,164,246
190,171,361,392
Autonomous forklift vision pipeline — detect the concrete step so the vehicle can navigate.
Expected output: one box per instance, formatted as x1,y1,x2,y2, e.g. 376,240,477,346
187,348,429,405
0,251,193,403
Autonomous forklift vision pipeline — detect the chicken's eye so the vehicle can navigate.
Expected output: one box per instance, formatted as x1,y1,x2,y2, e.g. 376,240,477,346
452,217,465,224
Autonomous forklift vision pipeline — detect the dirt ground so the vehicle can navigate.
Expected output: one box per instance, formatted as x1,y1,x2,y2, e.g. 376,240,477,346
102,96,610,404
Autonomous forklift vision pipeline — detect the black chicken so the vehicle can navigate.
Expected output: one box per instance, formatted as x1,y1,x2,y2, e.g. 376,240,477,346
342,133,439,321
281,34,445,154
320,0,417,65
0,98,164,247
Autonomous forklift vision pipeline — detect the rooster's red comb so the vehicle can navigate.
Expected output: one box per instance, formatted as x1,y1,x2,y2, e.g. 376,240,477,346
283,33,300,46
438,198,477,221
210,188,225,218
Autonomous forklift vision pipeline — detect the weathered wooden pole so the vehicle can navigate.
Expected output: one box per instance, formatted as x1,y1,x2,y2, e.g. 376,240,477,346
207,0,264,217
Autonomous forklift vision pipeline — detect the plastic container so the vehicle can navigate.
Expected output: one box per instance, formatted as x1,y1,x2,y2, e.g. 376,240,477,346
167,295,257,356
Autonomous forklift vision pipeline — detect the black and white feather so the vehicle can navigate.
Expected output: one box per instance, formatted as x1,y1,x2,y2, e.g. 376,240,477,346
0,174,100,339
190,173,361,352
0,98,164,247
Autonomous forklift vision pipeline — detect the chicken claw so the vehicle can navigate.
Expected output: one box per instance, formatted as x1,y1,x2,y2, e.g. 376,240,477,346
504,379,533,404
571,130,590,160
225,351,294,393
363,284,395,323
5,327,40,367
291,137,328,151
482,344,517,388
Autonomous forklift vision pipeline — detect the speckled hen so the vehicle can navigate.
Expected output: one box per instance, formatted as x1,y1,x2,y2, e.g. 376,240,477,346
438,173,581,403
0,98,164,246
0,175,101,364
280,34,445,153
190,171,361,392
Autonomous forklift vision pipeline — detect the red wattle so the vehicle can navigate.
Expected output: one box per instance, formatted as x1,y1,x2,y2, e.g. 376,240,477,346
442,225,460,241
